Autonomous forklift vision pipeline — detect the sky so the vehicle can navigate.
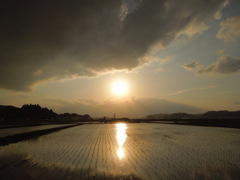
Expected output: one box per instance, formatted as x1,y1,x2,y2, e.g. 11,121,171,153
0,0,240,118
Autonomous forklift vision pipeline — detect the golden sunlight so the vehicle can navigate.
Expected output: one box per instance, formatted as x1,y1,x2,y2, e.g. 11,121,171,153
116,123,127,160
112,80,128,96
117,147,124,160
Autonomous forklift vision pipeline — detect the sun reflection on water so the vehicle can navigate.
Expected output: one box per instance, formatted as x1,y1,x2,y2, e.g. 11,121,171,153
116,123,127,160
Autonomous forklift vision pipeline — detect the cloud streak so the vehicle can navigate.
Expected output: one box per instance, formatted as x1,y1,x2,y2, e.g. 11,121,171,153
182,62,202,71
0,0,229,91
169,86,217,96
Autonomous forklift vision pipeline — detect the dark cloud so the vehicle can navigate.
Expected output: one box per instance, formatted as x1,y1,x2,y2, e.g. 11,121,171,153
0,0,228,91
197,56,240,75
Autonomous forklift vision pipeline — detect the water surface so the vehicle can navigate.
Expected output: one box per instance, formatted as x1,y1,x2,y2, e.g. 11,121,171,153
0,123,240,179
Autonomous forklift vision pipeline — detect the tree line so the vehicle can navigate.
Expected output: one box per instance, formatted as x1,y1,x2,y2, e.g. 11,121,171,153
0,104,91,124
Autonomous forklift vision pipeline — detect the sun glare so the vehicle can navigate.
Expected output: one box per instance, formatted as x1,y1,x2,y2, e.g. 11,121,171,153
112,80,128,96
116,123,127,160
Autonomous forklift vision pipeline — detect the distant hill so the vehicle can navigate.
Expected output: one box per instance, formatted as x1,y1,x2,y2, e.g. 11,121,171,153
202,110,240,118
145,110,240,128
146,110,240,119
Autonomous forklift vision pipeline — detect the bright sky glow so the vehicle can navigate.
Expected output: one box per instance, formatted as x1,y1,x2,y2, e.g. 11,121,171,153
112,80,128,96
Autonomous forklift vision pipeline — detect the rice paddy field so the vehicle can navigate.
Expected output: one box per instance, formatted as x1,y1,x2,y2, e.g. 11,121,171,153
0,123,240,180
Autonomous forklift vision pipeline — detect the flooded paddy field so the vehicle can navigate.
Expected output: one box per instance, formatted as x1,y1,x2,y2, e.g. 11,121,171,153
0,123,240,180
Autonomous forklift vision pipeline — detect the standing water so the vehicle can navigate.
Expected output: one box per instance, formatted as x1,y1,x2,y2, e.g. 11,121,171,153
0,123,240,179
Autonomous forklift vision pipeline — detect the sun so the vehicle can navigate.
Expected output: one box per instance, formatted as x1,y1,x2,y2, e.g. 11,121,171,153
112,80,128,96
